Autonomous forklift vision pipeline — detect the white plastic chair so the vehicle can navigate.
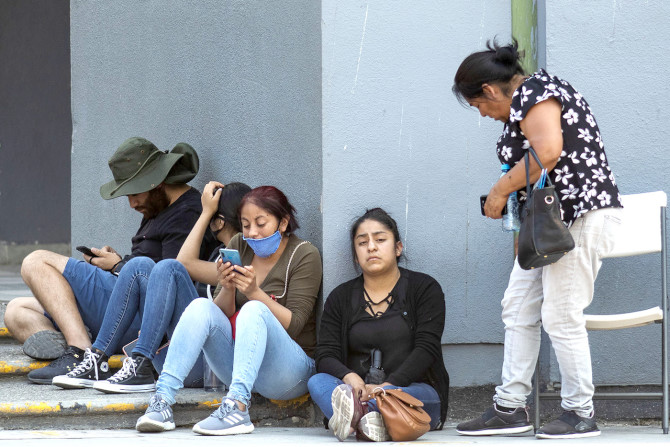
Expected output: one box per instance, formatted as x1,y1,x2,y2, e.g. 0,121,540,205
533,191,669,434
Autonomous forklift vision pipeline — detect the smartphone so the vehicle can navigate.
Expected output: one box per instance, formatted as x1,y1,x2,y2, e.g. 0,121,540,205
480,195,508,216
219,248,242,267
76,245,97,258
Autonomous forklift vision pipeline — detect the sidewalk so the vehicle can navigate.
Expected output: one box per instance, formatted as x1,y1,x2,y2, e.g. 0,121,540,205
0,425,667,446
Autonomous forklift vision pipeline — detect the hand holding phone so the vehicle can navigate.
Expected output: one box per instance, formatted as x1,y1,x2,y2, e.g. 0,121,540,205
76,246,97,258
480,195,508,217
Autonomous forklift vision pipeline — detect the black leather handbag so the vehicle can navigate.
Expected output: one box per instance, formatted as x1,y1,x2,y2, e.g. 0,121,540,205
517,147,575,270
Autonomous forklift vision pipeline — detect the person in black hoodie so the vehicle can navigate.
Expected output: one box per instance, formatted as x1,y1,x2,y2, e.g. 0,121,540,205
308,208,449,442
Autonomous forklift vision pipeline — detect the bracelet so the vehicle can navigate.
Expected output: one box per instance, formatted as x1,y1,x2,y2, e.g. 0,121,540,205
110,260,122,274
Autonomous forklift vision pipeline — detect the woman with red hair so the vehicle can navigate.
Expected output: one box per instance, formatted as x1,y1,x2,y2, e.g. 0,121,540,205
136,186,322,436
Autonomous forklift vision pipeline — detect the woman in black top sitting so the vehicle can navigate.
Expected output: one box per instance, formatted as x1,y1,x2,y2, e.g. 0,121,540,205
308,208,449,442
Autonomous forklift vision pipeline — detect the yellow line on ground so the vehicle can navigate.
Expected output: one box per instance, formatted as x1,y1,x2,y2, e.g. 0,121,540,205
269,393,310,408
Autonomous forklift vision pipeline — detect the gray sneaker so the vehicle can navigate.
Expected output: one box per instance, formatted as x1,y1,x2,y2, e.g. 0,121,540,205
192,398,254,436
136,394,175,432
23,330,67,360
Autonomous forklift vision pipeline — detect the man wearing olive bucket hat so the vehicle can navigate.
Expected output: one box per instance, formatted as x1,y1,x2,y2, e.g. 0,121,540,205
5,137,216,384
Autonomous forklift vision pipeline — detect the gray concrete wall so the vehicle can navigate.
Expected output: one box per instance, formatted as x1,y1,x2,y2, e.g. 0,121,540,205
70,1,322,256
321,1,512,387
544,0,670,386
0,0,71,259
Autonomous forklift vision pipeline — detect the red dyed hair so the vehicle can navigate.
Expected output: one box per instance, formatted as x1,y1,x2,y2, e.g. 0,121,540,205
239,186,300,233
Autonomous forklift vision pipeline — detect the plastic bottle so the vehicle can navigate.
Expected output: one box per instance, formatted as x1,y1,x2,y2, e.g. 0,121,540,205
501,164,521,232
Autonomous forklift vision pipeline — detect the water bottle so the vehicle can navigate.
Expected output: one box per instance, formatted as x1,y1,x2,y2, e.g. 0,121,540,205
203,358,226,392
501,164,521,232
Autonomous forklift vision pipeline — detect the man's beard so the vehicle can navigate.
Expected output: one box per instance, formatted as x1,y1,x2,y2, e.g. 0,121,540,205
140,186,170,219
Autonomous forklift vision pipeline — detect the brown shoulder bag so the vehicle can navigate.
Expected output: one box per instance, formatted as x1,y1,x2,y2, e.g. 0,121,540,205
370,388,431,441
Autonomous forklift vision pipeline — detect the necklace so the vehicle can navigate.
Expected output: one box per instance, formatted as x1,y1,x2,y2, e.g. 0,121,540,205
362,288,395,319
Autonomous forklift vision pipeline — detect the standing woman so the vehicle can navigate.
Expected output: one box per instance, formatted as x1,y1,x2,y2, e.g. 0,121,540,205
308,208,449,442
136,186,322,436
453,41,623,439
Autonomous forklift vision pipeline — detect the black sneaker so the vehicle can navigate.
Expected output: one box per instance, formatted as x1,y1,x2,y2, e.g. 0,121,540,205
52,348,112,389
456,404,533,436
23,330,67,360
535,410,601,439
93,354,156,393
27,346,85,384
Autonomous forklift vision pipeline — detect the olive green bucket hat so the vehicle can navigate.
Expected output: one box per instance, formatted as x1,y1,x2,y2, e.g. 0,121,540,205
100,137,199,200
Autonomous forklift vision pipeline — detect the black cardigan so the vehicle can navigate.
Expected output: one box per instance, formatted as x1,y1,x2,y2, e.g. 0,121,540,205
315,268,450,428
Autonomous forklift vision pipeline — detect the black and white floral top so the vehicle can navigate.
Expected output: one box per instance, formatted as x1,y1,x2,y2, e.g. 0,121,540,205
497,69,622,227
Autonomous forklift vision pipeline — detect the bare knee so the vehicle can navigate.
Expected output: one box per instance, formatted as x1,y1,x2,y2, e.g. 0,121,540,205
21,250,68,282
5,297,51,342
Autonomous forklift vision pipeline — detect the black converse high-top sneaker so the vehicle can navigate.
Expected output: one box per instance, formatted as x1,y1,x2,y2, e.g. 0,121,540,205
93,353,156,393
52,348,111,389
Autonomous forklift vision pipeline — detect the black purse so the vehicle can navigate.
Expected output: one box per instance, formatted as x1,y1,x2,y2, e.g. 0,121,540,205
517,147,575,270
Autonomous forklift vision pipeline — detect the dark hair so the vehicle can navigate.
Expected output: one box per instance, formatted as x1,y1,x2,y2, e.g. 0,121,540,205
217,182,252,233
239,186,300,233
350,208,402,268
452,39,525,105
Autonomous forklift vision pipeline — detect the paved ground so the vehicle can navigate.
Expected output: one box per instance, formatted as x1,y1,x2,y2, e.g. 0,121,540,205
0,264,27,302
0,425,668,447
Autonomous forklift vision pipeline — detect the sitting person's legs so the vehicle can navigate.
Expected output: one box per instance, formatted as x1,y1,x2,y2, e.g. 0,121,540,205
52,257,153,389
15,251,118,383
93,258,201,393
7,251,93,358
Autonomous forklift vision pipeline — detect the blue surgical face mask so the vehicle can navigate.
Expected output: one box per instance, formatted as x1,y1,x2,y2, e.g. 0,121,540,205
243,227,282,258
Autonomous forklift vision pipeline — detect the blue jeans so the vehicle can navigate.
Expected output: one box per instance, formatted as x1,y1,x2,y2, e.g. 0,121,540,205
156,298,316,407
60,257,139,346
91,257,204,386
307,373,442,430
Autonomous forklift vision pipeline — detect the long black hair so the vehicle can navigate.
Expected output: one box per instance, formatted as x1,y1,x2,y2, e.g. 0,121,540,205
217,182,252,233
452,39,525,105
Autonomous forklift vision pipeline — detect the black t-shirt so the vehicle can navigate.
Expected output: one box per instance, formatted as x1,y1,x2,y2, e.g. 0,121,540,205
347,275,415,382
498,69,622,227
117,187,217,271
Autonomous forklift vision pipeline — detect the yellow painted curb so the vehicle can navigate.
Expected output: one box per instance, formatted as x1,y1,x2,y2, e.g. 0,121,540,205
269,393,310,408
0,398,221,418
0,355,125,375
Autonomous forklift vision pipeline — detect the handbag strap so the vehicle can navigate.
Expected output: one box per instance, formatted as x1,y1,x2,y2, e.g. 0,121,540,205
524,146,553,197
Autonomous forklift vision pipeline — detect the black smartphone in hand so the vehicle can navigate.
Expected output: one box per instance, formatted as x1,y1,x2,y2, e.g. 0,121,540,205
480,195,508,216
76,246,97,258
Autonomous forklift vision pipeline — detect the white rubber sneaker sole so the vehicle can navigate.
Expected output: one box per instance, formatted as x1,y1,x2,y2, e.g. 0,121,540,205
52,375,96,389
93,380,156,394
136,415,176,433
536,429,601,439
330,384,355,441
457,425,534,436
357,411,390,442
192,421,254,436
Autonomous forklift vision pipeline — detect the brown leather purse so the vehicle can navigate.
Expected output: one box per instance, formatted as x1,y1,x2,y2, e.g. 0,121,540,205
370,388,431,441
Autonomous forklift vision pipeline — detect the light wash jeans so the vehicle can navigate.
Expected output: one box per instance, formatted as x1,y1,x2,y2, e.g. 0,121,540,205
91,257,204,386
494,207,622,418
156,298,316,407
308,373,442,430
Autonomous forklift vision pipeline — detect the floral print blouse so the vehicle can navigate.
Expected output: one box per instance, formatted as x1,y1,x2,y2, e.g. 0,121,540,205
497,69,622,227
